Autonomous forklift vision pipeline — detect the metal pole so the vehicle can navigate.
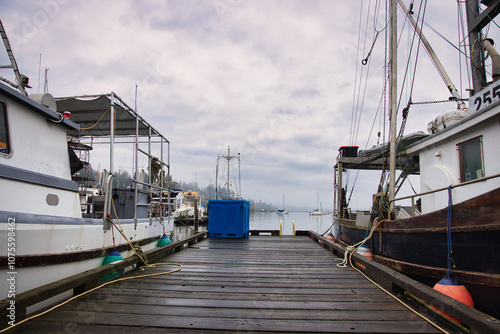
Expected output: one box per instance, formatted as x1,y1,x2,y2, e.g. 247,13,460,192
110,92,115,174
333,166,337,216
465,0,486,95
160,137,164,217
389,0,397,217
134,86,139,223
238,152,241,198
215,157,219,199
0,19,28,96
227,146,230,193
148,126,152,225
337,162,343,218
398,0,466,110
167,140,171,215
194,197,199,232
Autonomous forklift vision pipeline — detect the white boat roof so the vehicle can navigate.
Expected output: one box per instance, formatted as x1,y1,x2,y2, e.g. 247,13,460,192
0,82,79,131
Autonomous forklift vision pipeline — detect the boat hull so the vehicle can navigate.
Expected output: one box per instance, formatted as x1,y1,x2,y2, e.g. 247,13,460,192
337,187,500,318
0,211,173,301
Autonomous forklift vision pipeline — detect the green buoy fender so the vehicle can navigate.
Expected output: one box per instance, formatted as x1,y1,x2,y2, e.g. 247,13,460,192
157,234,172,247
101,249,124,281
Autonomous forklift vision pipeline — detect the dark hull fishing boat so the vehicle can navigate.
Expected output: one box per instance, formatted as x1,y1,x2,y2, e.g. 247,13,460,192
334,0,500,318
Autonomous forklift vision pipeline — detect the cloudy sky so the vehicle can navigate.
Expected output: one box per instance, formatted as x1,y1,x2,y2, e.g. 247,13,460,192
1,1,497,210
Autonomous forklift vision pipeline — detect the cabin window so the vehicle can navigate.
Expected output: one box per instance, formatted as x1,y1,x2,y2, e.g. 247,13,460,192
457,136,483,182
0,101,10,156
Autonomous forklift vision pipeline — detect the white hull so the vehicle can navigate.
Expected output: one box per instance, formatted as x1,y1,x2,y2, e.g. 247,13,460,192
0,215,173,299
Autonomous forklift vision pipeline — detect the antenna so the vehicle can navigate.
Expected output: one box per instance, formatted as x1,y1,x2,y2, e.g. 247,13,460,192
38,54,42,93
43,68,49,93
215,146,241,200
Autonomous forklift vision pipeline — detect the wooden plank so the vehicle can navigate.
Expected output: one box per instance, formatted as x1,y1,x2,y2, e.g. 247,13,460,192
309,231,500,334
9,311,438,333
5,236,443,333
0,232,206,327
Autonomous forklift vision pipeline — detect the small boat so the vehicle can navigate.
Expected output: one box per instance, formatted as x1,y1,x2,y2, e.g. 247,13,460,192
310,192,327,215
276,194,288,214
0,20,173,303
175,190,207,224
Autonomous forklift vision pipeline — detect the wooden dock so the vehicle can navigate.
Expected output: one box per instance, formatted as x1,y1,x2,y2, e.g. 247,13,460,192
4,235,448,333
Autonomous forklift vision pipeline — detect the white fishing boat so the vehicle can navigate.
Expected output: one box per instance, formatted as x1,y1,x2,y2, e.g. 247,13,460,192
0,20,173,302
215,146,242,200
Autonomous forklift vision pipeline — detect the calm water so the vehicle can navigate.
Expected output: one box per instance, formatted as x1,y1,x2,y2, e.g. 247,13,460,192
250,211,335,235
171,211,335,241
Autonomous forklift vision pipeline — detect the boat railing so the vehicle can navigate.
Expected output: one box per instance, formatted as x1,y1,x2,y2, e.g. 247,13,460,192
390,172,500,216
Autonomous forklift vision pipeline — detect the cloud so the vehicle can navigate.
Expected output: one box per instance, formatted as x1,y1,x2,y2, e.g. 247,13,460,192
2,1,497,211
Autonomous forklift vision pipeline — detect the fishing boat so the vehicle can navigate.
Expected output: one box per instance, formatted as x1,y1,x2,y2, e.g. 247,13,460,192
334,1,500,318
215,146,242,200
0,20,173,302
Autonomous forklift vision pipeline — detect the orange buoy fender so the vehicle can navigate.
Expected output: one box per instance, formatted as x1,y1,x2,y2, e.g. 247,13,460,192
356,244,373,260
324,232,336,243
432,270,473,323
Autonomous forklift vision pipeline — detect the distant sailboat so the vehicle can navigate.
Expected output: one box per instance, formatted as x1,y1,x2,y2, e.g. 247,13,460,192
310,192,326,215
277,194,288,214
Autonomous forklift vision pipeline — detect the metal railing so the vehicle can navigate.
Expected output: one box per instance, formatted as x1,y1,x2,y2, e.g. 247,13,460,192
390,172,500,217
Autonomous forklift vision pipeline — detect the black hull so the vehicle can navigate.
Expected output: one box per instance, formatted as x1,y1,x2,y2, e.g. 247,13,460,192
338,224,500,318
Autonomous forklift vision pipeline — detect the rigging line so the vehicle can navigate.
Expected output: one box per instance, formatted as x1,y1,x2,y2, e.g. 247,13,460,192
351,1,372,146
362,31,380,65
354,53,373,145
373,0,388,33
352,0,374,146
347,72,389,202
349,2,366,146
397,0,428,121
383,4,388,146
412,12,467,57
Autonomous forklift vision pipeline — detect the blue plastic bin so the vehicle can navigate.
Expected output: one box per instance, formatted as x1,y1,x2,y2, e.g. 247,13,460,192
208,200,250,238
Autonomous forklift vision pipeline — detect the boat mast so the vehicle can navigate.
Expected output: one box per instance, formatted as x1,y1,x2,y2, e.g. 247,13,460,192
398,0,467,111
466,0,487,95
389,0,398,216
216,145,240,199
226,146,230,194
465,0,500,94
215,156,220,199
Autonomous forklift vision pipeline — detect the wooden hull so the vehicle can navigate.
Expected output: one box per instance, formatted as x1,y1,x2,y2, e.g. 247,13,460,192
337,187,500,318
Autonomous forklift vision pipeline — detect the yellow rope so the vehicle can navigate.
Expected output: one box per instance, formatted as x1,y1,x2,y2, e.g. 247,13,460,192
335,218,451,334
80,107,111,130
1,201,182,333
0,262,182,333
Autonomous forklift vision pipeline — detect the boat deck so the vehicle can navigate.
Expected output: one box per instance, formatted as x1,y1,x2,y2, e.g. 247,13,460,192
5,236,444,333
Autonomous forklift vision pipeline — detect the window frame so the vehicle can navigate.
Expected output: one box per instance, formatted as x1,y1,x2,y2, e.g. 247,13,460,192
457,135,484,183
0,99,12,158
